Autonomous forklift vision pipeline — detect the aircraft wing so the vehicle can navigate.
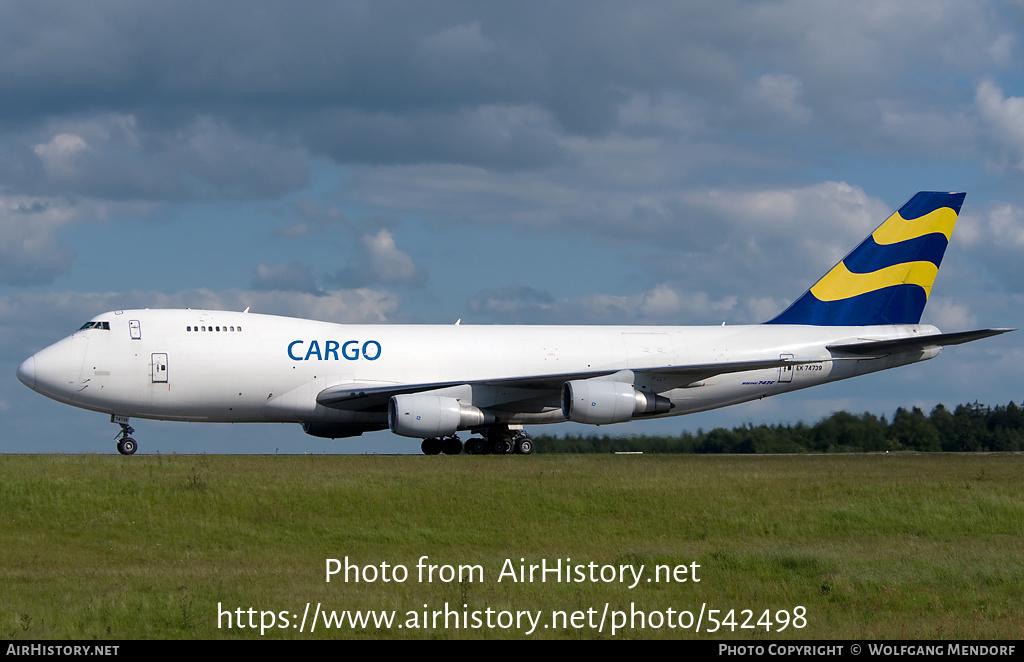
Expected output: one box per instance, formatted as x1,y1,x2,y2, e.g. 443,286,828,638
317,328,1015,413
316,356,819,412
826,328,1014,357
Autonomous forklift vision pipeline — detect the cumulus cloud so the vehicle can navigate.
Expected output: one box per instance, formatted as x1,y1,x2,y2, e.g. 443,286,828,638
32,132,88,175
269,200,424,290
0,3,1014,210
922,298,977,330
0,2,999,174
416,21,497,70
575,285,738,324
2,286,402,359
950,201,1024,298
362,229,421,284
954,201,1024,253
984,203,1024,248
348,170,900,305
989,33,1015,67
275,200,353,237
975,79,1024,172
302,104,565,170
20,114,309,201
468,282,738,325
332,228,425,288
676,181,890,291
744,74,812,123
468,284,555,317
685,181,881,235
226,288,401,323
0,195,78,285
252,262,321,293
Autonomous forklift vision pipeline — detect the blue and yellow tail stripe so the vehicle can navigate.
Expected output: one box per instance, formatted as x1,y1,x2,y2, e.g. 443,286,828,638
767,191,966,326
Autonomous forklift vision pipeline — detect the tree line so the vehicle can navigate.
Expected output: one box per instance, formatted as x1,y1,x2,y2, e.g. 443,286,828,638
534,402,1024,454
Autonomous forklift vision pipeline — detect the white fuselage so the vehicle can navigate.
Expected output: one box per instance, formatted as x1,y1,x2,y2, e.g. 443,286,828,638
19,309,940,435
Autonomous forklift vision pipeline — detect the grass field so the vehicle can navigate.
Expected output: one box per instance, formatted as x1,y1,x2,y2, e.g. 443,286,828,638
1,453,1022,639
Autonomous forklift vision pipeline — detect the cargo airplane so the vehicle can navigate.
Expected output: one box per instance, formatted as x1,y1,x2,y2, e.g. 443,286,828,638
16,192,1012,455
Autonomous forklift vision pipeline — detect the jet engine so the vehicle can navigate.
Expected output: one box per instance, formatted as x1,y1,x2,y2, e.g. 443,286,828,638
388,394,494,438
561,379,672,425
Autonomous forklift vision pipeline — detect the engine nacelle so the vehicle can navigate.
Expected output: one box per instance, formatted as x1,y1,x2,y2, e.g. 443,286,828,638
388,394,494,438
561,379,672,425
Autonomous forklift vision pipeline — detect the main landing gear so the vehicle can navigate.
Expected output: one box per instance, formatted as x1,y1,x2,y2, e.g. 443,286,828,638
420,426,535,455
420,436,464,455
112,415,137,455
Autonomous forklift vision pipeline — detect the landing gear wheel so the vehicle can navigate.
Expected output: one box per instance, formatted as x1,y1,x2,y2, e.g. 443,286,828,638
480,425,533,455
113,418,137,455
421,438,442,455
466,438,488,455
442,437,464,455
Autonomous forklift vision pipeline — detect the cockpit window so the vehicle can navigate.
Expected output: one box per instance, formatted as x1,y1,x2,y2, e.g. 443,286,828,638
78,321,111,330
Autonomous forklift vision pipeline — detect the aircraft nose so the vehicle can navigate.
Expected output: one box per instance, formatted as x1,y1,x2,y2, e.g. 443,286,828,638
17,356,36,390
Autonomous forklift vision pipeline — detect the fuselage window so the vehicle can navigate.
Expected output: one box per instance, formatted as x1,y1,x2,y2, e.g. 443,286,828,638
230,326,235,332
187,326,191,332
201,326,206,331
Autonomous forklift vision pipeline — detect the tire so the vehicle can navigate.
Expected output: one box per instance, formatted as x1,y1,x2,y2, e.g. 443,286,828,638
514,437,534,455
119,438,137,455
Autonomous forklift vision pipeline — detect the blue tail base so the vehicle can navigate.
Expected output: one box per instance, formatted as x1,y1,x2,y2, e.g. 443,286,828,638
768,285,928,326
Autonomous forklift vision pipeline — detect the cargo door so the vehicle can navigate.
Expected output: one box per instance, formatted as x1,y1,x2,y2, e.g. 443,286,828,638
778,353,794,383
151,353,168,383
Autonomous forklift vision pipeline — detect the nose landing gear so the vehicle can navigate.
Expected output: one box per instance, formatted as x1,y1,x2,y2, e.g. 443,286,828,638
112,415,137,455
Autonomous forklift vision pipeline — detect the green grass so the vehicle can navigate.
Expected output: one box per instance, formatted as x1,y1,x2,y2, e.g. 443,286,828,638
1,453,1022,639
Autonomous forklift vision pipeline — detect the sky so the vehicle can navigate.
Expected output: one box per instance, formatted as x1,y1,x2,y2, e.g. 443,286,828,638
2,1,1022,454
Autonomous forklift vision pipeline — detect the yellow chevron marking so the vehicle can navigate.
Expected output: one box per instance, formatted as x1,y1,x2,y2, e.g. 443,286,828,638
872,207,958,245
810,261,939,302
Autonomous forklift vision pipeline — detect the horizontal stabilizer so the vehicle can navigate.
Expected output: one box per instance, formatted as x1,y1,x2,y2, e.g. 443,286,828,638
826,328,1014,357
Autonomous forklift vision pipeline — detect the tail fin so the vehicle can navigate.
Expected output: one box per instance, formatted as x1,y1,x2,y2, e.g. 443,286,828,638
766,191,966,326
